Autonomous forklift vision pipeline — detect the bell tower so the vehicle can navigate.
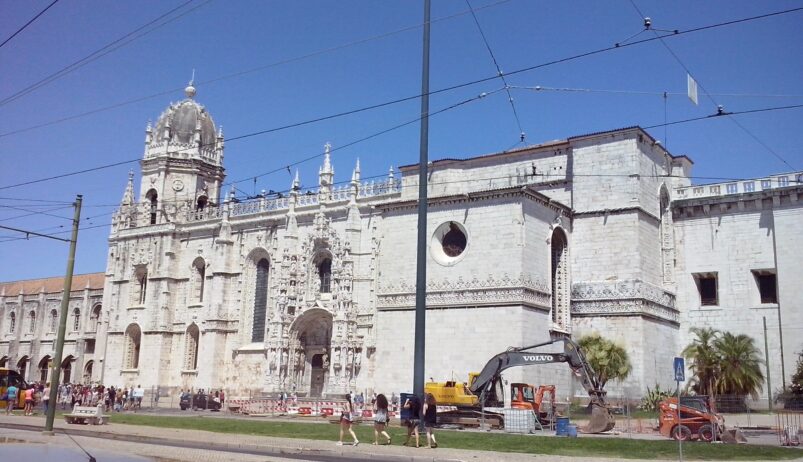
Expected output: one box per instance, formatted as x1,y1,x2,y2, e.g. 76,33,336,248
139,81,225,223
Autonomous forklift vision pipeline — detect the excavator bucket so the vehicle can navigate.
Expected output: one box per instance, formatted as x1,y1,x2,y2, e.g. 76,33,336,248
582,403,616,433
720,427,748,444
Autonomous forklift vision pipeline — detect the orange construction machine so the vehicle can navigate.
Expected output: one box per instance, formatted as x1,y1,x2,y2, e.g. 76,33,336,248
510,383,556,424
658,396,723,441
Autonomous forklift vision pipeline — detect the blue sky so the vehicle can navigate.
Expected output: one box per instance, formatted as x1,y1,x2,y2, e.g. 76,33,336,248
1,0,801,281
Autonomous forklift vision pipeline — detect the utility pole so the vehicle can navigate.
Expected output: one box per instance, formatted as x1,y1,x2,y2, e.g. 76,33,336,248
764,316,772,411
44,194,82,435
413,0,431,411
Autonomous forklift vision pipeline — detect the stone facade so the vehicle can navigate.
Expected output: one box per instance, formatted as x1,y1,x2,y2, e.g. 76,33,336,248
3,87,802,404
0,273,105,384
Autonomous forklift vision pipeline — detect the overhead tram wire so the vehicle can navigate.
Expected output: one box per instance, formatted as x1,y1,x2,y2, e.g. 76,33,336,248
2,6,803,192
1,4,799,141
0,0,513,138
627,0,797,170
0,204,74,223
0,0,60,49
509,85,803,99
465,0,526,143
0,0,210,108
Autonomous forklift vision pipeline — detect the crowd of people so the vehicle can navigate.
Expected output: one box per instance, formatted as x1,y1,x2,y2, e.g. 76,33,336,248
2,381,149,415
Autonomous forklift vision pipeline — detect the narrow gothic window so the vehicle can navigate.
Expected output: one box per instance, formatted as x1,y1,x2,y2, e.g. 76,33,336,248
9,312,15,333
91,305,102,332
72,308,81,331
251,258,270,343
185,324,199,370
550,228,569,330
124,324,141,369
146,189,158,224
319,258,332,294
193,258,206,303
136,269,148,305
49,310,58,332
28,311,36,334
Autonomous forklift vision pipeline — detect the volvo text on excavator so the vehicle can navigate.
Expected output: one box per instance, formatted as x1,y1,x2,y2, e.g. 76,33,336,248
468,337,617,433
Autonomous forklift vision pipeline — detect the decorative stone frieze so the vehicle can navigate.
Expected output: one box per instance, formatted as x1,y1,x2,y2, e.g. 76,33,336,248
571,280,678,323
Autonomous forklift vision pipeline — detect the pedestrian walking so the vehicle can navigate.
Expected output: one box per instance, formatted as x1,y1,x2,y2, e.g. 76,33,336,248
336,394,359,446
42,382,50,415
372,393,391,445
23,386,34,416
422,393,438,448
5,382,19,415
402,395,421,447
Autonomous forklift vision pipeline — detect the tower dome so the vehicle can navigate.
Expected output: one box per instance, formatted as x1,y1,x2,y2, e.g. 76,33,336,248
151,84,217,147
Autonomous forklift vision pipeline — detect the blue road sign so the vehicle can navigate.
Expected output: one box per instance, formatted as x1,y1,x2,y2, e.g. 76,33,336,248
674,357,685,382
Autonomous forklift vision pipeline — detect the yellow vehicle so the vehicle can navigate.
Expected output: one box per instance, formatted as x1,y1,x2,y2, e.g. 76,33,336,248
0,368,29,410
424,376,478,407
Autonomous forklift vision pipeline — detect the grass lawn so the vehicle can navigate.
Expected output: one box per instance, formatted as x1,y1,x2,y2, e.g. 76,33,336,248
109,414,799,460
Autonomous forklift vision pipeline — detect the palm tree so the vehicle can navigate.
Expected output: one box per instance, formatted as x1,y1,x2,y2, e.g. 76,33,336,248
682,327,720,397
577,334,632,389
714,332,764,398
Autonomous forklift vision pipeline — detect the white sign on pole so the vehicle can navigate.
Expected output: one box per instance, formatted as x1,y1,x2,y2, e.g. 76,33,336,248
687,74,699,106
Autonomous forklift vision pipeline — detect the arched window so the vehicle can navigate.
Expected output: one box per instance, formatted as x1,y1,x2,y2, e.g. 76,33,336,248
550,228,569,331
38,356,51,382
17,356,29,381
8,312,15,333
318,258,332,294
251,258,270,343
0,356,7,368
193,258,206,303
49,309,58,332
146,189,158,225
72,308,81,332
28,310,36,334
91,305,102,332
83,360,94,383
61,356,73,383
185,324,200,370
134,266,148,305
196,195,208,211
124,324,141,369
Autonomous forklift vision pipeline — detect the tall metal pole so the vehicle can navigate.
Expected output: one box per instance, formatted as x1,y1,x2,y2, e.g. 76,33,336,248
44,194,82,434
770,207,786,390
413,0,431,408
764,316,773,411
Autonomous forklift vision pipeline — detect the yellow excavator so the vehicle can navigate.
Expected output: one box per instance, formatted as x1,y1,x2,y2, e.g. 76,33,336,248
468,337,617,433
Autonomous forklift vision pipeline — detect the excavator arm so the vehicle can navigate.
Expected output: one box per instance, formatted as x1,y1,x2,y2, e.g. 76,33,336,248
468,337,615,433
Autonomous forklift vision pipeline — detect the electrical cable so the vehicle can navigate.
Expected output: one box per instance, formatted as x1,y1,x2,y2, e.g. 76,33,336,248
0,0,210,108
0,205,74,223
1,7,802,193
465,0,526,143
509,85,803,99
0,0,60,49
0,7,803,143
0,0,513,138
626,0,797,170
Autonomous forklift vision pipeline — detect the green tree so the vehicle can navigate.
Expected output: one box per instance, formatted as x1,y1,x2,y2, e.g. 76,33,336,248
577,334,632,388
713,332,765,398
682,327,720,397
790,352,803,395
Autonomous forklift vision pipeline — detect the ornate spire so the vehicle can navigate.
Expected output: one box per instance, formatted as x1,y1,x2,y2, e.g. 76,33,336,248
319,142,334,191
121,170,135,206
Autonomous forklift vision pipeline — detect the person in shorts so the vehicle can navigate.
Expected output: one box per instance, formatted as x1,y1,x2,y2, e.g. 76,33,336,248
422,393,438,448
372,393,391,445
5,383,18,415
402,395,421,447
23,386,35,416
336,393,359,446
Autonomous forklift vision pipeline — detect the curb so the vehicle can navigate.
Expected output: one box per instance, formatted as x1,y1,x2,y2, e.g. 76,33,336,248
2,422,467,462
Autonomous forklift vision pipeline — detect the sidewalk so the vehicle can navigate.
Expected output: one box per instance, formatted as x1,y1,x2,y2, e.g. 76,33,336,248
0,413,797,462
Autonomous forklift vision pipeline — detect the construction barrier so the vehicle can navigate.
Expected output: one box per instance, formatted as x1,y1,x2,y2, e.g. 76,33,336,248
227,398,399,419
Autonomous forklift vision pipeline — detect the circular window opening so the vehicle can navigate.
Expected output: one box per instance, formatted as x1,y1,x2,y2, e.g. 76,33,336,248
431,221,469,266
